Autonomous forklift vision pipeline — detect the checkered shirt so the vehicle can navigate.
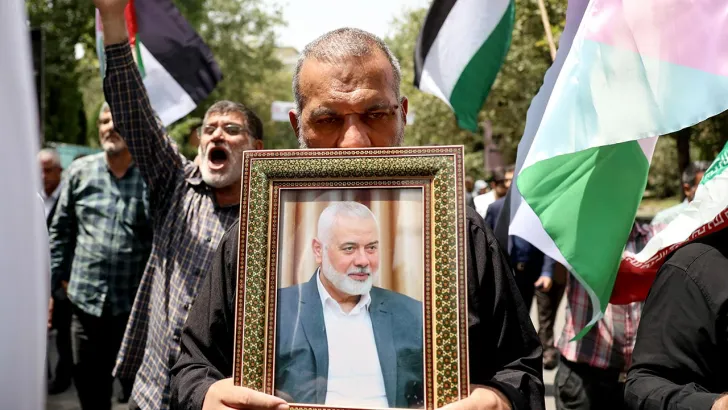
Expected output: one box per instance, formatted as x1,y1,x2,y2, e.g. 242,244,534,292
49,153,152,317
557,222,651,372
104,43,240,409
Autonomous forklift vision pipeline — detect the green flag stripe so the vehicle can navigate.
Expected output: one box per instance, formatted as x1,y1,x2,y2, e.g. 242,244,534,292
135,41,146,78
448,0,514,131
517,140,650,316
702,141,728,184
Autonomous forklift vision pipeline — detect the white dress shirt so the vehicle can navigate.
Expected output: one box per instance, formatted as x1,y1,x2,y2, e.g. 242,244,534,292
473,190,496,219
39,184,61,219
317,273,389,408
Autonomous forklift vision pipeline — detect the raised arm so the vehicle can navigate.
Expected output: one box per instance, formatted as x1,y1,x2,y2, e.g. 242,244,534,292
96,0,186,200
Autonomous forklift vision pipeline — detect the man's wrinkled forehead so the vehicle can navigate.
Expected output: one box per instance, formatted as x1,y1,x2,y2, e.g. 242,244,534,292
298,53,397,111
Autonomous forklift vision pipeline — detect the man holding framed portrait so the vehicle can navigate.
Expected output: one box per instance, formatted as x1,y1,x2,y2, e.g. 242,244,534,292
170,28,544,410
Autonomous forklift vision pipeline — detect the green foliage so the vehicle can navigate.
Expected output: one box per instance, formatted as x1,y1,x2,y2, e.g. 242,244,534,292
691,110,728,161
647,137,680,197
167,117,202,159
179,0,297,151
483,0,567,163
27,0,95,145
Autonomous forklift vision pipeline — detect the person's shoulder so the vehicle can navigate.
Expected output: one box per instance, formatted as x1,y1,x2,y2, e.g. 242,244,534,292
465,205,498,245
66,152,104,176
662,229,728,301
373,287,421,313
220,219,241,247
276,282,306,310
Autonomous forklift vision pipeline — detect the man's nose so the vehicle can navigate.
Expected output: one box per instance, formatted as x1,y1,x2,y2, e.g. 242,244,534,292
353,249,370,267
338,115,371,148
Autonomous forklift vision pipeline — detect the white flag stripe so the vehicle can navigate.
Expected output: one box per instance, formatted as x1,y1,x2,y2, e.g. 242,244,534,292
634,169,728,262
507,0,591,261
138,44,197,126
419,0,511,101
0,1,49,409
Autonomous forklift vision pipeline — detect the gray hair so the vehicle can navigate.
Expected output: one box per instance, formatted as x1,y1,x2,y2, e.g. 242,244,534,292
682,160,711,186
317,201,379,246
38,148,61,168
203,100,264,141
99,102,110,120
292,28,402,116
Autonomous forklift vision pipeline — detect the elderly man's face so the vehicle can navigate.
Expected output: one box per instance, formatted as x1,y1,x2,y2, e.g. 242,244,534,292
98,109,128,155
291,52,407,148
314,215,380,296
38,154,61,194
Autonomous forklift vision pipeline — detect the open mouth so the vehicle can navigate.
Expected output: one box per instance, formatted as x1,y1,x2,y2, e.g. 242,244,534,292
207,147,229,170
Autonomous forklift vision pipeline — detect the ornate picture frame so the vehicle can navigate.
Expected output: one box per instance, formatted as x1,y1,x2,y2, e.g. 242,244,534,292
233,146,469,410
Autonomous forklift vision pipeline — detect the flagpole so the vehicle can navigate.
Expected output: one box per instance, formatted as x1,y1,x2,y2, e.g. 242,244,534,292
537,0,557,61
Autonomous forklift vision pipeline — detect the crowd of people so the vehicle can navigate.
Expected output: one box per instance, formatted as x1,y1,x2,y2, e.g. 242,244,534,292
39,0,728,409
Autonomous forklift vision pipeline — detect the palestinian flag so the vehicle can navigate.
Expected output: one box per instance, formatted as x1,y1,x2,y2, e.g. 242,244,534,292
413,0,514,131
95,0,221,126
499,0,728,337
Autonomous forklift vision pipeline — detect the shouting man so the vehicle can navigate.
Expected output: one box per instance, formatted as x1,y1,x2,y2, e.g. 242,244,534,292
94,0,265,408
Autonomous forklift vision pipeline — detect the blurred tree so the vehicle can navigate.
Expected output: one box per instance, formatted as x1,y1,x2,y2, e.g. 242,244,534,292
27,0,94,145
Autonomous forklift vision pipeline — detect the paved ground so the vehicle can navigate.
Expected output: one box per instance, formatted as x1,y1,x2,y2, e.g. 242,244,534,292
46,297,567,410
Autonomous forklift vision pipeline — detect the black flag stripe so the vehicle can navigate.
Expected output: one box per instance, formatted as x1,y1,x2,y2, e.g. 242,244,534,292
413,0,458,88
135,0,222,104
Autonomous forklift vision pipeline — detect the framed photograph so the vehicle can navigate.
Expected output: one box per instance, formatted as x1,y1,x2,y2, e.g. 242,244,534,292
233,146,469,410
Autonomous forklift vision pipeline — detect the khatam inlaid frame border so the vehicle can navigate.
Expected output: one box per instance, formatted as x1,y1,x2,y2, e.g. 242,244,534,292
233,146,469,410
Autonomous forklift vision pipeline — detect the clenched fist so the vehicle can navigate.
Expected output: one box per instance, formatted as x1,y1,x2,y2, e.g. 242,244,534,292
93,0,128,17
93,0,129,46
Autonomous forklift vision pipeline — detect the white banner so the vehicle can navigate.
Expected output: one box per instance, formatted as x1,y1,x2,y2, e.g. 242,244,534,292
272,101,296,122
0,1,49,409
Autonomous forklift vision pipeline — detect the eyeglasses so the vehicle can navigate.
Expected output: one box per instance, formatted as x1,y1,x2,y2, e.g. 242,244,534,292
199,123,247,137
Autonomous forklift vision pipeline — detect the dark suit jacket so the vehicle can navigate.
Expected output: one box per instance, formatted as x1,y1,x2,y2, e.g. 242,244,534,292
483,197,504,232
275,274,423,408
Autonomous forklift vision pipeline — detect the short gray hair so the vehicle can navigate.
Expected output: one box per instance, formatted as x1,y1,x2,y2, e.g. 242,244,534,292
293,28,402,116
682,160,711,186
38,148,61,168
317,201,379,246
98,102,110,120
203,100,264,141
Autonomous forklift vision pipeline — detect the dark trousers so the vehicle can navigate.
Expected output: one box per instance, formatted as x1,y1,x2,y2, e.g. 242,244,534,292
555,357,627,410
535,264,566,354
49,295,74,388
71,306,129,410
514,269,540,312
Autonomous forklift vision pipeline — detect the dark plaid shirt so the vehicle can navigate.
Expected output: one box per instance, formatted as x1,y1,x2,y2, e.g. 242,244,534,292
104,43,240,409
49,153,152,317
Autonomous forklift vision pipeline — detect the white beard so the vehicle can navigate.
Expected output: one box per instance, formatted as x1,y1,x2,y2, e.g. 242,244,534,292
198,144,243,188
102,140,127,156
321,251,376,296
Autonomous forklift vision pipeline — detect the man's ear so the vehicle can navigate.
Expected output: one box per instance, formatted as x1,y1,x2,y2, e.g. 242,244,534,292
289,109,300,138
253,138,263,150
400,96,409,125
312,238,323,265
